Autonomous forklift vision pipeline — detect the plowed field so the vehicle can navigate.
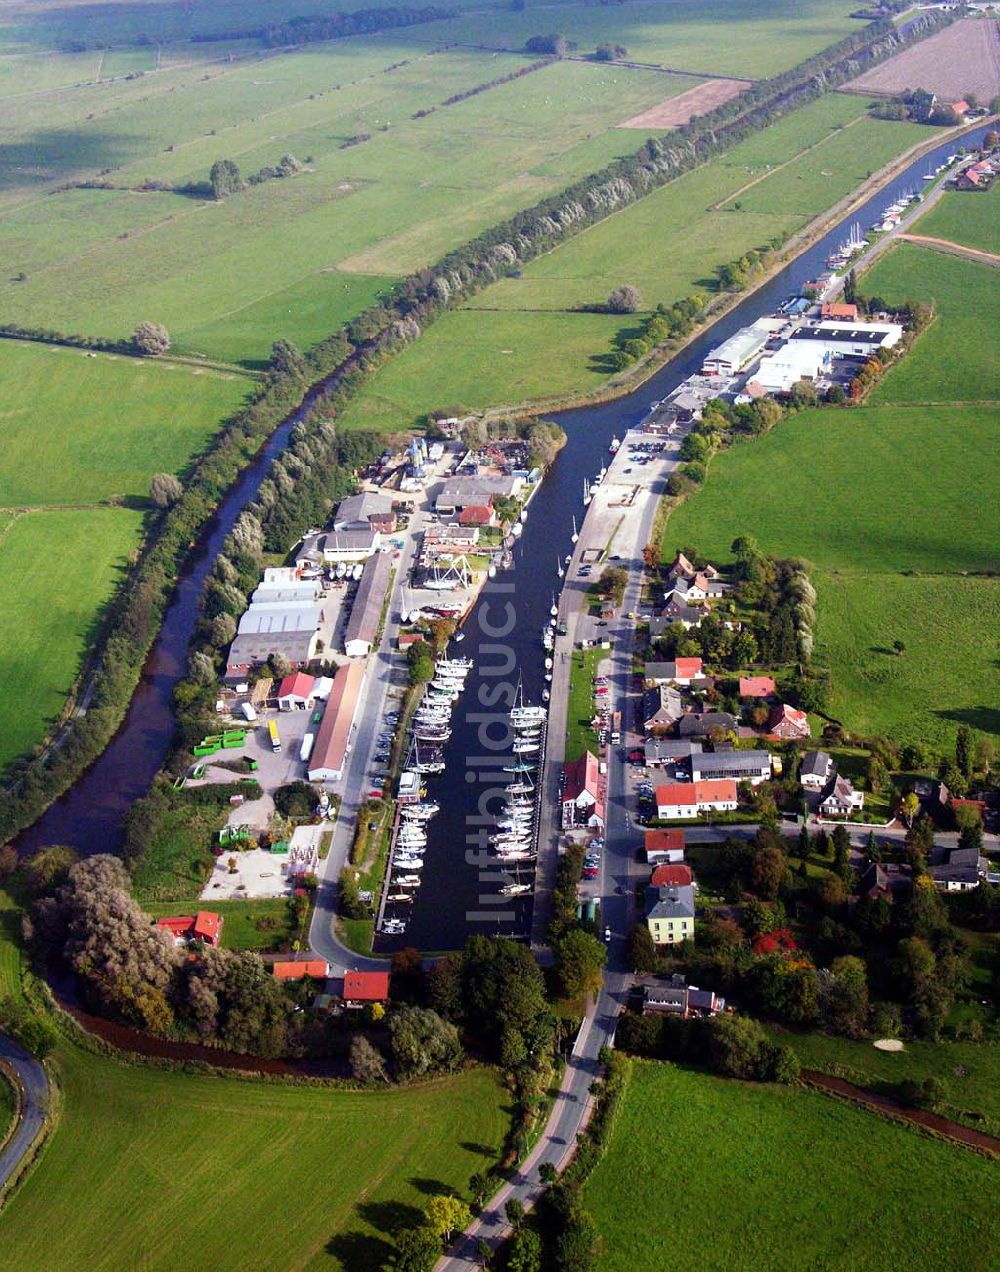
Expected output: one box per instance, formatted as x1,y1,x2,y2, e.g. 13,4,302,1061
620,77,752,128
843,18,1000,101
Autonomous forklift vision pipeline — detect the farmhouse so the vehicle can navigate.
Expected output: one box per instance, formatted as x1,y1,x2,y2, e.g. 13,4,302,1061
155,911,223,947
644,828,686,864
344,551,392,657
277,672,316,711
561,750,605,830
307,661,365,782
645,884,696,945
768,703,810,740
690,749,772,785
333,492,396,534
342,969,391,1007
656,778,738,819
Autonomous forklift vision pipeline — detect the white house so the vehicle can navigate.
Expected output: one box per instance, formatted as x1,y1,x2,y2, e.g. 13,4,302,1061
656,779,737,820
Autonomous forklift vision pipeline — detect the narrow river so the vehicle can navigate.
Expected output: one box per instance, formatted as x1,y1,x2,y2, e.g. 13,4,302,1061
17,127,987,936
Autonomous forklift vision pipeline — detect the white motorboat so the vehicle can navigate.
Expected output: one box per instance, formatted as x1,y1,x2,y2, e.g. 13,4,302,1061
488,564,497,578
394,874,422,887
506,781,534,795
400,802,440,819
512,741,539,755
542,688,550,702
500,883,532,896
382,918,406,935
414,761,445,773
544,656,553,671
557,557,564,578
352,562,364,581
386,893,414,904
550,595,558,618
511,522,523,538
609,435,620,453
335,562,347,580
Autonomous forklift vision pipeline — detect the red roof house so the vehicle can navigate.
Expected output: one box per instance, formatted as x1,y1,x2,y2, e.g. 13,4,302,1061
561,750,605,830
739,675,776,699
651,863,694,888
655,779,738,819
768,702,810,740
156,911,223,946
644,828,685,863
273,959,329,980
342,970,391,1005
821,302,858,321
458,504,495,527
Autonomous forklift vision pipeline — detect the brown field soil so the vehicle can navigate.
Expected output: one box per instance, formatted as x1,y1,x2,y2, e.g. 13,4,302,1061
620,77,752,129
898,231,1000,267
842,18,1000,101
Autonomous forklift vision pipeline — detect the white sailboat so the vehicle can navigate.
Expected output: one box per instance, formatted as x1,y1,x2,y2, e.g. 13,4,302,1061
550,595,558,618
571,515,578,543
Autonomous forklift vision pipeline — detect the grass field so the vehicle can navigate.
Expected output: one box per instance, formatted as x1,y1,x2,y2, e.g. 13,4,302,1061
0,507,145,768
402,0,862,81
565,648,606,763
0,1042,508,1271
143,898,298,952
0,888,24,1001
914,184,1000,256
863,243,1000,403
0,342,251,504
336,101,933,430
584,1059,1000,1271
663,399,1000,747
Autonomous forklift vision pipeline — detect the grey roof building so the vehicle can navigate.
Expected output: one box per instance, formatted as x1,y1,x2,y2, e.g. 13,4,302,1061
799,749,833,788
644,738,703,767
344,552,392,657
678,711,737,738
434,475,519,514
296,528,378,566
333,491,394,530
691,749,772,784
646,884,696,922
644,685,684,732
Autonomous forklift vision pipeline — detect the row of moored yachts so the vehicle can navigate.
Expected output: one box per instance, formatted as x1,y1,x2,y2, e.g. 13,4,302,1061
489,696,547,892
382,657,474,935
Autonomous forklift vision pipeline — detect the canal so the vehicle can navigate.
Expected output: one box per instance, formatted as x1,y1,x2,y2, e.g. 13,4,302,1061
17,127,988,950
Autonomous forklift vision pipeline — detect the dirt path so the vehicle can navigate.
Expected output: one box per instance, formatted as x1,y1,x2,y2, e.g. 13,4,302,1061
802,1069,1000,1157
897,232,1000,268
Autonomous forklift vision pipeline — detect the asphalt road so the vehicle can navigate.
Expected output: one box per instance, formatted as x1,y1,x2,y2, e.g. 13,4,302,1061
0,1035,47,1192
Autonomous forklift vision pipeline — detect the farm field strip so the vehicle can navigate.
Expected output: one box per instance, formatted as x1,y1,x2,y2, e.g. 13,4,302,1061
909,184,1000,256
584,1060,1000,1271
842,16,1000,101
620,77,752,129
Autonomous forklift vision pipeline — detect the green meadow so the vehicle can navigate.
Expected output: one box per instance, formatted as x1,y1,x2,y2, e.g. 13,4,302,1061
0,507,145,768
664,241,1000,747
339,100,935,430
584,1060,1000,1271
914,184,1000,255
0,341,251,505
0,1043,507,1271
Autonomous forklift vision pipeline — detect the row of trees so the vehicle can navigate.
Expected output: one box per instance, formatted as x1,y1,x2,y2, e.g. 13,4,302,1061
191,7,453,47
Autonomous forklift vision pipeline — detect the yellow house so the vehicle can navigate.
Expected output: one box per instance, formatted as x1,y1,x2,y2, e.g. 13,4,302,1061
646,885,696,945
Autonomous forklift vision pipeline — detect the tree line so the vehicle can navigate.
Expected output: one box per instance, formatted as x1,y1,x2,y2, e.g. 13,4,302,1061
190,7,454,46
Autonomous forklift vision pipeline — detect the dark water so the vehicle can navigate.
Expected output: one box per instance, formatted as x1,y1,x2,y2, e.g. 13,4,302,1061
17,128,986,892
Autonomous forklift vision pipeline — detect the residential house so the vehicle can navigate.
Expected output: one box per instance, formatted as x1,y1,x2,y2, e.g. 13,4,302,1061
768,702,810,740
643,828,685,864
642,984,689,1016
928,846,987,893
333,492,396,534
651,863,694,888
644,685,684,734
342,970,391,1008
820,302,859,321
678,710,737,740
656,778,738,820
644,658,703,687
457,504,496,529
644,738,702,769
857,861,893,904
688,987,725,1016
690,749,772,785
819,774,864,818
654,600,711,630
799,749,833,791
155,911,223,947
276,671,316,711
273,960,330,980
645,884,696,945
738,675,776,699
561,750,605,831
423,524,481,553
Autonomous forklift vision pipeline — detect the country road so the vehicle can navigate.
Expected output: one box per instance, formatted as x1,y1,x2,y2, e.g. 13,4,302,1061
0,1035,47,1194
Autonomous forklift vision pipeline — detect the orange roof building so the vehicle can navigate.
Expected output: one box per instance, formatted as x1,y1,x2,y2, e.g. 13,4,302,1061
307,661,365,782
821,302,858,321
644,828,686,862
156,911,223,947
343,970,391,1003
651,863,694,888
273,960,329,980
739,675,776,699
655,779,738,819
